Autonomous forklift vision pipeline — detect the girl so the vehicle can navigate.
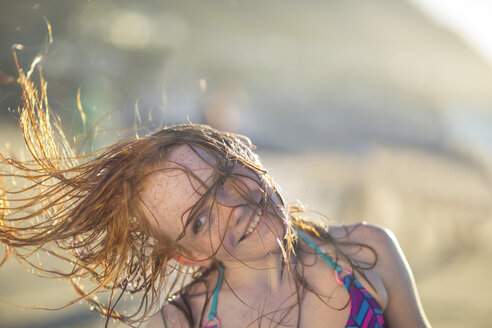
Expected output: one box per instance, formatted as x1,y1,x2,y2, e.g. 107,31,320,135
0,58,430,328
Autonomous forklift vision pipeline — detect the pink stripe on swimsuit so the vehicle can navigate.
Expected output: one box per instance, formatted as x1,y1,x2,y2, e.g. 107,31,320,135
204,230,386,328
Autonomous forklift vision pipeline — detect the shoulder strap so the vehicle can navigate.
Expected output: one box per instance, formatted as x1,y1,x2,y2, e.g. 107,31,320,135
296,229,343,274
203,265,224,327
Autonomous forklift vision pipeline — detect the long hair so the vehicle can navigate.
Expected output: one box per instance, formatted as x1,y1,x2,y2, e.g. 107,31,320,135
0,48,376,327
0,47,298,326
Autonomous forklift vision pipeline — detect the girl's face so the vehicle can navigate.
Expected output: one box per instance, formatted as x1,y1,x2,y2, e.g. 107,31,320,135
139,144,286,266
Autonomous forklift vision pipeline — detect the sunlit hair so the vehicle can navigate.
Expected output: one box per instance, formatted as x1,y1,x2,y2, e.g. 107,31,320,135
0,48,299,326
0,46,376,327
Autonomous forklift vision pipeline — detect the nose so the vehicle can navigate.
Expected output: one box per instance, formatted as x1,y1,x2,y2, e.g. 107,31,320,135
218,198,257,235
215,171,263,229
226,204,250,229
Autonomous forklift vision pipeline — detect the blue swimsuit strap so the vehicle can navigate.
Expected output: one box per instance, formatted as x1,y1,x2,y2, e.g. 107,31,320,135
206,231,341,326
296,229,343,274
208,264,224,321
297,230,386,327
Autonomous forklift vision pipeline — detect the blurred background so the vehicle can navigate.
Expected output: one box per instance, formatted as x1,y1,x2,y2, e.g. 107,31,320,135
1,0,491,327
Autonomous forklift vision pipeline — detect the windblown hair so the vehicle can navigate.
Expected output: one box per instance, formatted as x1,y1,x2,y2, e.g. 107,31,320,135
0,47,376,328
0,48,296,326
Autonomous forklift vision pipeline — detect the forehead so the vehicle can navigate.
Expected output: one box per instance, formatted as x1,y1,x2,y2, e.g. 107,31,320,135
179,144,218,171
139,144,216,239
151,143,218,186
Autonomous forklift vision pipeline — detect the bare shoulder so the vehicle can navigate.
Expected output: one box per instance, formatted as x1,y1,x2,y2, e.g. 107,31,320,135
335,223,413,276
329,222,402,269
330,222,431,327
146,302,190,328
329,222,394,248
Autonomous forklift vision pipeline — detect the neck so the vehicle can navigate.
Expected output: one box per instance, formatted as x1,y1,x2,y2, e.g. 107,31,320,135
219,250,290,294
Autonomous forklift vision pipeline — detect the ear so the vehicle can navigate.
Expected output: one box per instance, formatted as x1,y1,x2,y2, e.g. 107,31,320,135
171,250,212,267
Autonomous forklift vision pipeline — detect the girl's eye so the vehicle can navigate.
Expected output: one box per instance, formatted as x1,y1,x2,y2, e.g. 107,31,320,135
192,216,206,234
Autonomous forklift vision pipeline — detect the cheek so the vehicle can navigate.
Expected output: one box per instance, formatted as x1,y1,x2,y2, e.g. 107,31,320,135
196,215,233,254
143,203,185,243
187,234,221,257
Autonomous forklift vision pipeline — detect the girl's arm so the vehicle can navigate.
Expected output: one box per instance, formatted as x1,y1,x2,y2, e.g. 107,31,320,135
359,224,431,327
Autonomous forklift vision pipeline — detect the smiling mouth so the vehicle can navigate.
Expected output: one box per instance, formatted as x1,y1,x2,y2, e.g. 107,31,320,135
239,207,263,242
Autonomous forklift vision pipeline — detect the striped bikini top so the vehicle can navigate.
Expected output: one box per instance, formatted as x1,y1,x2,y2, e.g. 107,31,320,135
297,230,386,328
203,231,386,328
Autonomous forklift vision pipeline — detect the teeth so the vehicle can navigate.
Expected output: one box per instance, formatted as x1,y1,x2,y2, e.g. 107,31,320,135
243,208,263,238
